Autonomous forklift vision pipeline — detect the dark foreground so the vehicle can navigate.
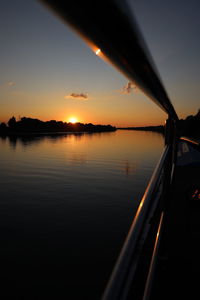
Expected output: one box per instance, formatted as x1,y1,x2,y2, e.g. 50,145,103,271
150,139,200,299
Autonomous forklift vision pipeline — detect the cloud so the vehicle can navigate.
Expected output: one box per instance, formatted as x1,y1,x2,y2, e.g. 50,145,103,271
121,81,137,94
64,92,88,100
0,81,16,90
7,81,16,87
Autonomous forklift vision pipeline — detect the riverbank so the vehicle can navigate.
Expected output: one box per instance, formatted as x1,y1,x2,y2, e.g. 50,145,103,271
117,125,164,133
0,116,117,136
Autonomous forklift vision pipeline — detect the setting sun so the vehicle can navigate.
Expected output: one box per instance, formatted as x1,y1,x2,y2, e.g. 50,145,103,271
69,117,78,124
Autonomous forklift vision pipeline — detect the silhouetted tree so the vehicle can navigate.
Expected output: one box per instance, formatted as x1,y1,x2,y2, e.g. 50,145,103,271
177,109,200,138
2,115,116,134
0,123,7,130
195,109,200,119
8,116,16,129
0,122,7,132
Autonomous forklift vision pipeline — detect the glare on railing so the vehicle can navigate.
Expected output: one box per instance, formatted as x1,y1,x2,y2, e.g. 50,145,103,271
95,48,101,55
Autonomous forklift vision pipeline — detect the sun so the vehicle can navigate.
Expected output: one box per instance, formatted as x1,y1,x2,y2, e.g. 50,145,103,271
69,117,78,124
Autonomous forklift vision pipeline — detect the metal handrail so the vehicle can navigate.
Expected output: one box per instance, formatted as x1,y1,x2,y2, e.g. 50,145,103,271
39,0,178,121
180,136,200,146
102,146,169,300
142,212,164,300
38,2,179,299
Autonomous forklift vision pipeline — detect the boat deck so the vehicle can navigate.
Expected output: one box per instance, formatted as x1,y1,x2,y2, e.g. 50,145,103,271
150,140,200,299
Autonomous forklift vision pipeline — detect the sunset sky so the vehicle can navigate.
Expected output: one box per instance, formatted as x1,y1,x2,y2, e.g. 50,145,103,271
1,0,200,126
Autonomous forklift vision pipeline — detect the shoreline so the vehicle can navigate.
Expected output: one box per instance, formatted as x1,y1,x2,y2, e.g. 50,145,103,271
0,129,117,137
0,127,167,137
117,126,164,133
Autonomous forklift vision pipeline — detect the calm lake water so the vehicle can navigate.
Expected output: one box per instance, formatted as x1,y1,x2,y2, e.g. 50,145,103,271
0,130,164,299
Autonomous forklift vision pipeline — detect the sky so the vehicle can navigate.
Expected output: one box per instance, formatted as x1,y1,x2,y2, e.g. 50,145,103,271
0,0,200,126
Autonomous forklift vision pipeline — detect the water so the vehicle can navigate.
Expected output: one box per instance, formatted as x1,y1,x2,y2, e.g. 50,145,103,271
0,130,164,299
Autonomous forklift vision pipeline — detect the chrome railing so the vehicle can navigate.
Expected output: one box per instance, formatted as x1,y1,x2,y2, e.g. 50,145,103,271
39,0,178,121
180,136,200,146
102,146,170,300
142,212,164,300
39,1,180,299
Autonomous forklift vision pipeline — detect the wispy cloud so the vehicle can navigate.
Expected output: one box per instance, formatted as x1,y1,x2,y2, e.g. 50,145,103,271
7,81,16,87
0,81,16,91
64,92,88,100
121,81,137,94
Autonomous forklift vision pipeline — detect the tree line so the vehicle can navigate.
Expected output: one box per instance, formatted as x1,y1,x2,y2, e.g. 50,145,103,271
177,109,200,138
0,116,116,134
119,109,200,138
0,110,199,137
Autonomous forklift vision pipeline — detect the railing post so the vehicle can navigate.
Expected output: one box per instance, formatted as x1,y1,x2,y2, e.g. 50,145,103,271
163,117,177,208
156,116,177,267
164,117,175,146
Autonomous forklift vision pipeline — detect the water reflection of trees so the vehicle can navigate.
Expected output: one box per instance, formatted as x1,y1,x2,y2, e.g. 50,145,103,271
123,160,137,176
0,132,112,150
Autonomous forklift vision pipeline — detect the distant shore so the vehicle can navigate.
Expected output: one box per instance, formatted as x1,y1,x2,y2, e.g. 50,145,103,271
117,109,200,139
1,109,200,138
117,125,164,133
0,116,116,136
